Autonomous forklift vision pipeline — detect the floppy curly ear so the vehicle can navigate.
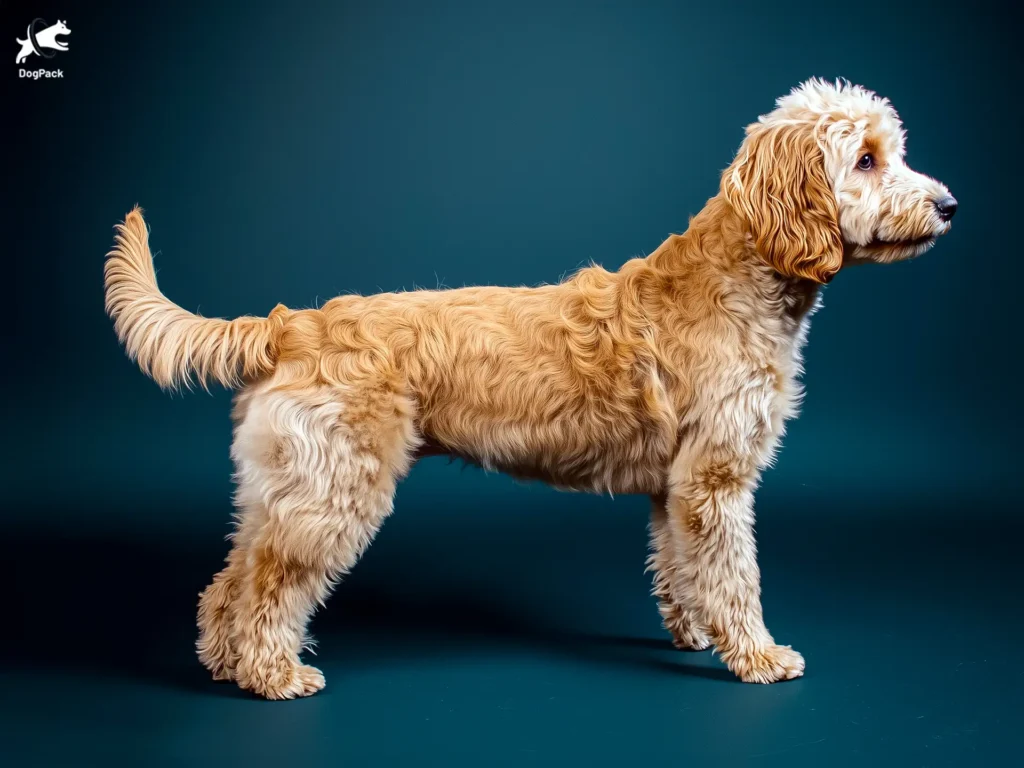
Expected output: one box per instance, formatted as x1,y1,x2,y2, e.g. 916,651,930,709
721,121,843,283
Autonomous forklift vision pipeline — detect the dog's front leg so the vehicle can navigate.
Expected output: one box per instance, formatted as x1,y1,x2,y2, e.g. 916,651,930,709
648,496,711,650
666,448,804,683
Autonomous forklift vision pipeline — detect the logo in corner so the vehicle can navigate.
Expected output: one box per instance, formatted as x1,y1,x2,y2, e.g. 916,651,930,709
16,18,70,78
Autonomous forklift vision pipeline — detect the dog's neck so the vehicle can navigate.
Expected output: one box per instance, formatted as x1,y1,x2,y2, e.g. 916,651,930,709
646,195,821,325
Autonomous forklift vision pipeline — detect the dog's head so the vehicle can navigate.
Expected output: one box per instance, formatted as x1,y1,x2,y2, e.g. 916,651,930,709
721,78,955,283
53,19,71,36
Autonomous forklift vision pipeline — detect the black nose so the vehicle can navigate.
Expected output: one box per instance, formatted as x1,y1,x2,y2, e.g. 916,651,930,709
934,195,958,221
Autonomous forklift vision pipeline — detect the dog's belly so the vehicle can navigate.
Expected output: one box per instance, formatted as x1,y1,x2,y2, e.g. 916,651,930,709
405,345,680,495
414,418,673,496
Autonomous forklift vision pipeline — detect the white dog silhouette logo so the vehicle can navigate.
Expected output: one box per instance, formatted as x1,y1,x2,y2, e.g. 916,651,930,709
15,19,71,64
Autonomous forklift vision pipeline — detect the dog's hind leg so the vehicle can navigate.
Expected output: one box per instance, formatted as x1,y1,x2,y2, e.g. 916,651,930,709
196,500,265,681
228,384,418,700
196,390,274,682
648,496,711,651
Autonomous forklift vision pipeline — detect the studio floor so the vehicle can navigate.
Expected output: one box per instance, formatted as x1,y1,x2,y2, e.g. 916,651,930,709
2,491,1019,766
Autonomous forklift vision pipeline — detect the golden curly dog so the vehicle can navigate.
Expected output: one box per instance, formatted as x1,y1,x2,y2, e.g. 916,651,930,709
105,78,955,699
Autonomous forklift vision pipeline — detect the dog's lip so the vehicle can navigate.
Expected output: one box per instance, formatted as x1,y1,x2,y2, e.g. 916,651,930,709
865,234,936,249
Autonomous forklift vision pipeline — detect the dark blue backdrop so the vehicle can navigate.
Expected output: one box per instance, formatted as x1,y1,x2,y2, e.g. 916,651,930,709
4,1,1020,765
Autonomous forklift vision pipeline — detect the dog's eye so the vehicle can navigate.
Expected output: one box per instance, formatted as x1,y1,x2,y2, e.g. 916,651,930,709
857,154,875,171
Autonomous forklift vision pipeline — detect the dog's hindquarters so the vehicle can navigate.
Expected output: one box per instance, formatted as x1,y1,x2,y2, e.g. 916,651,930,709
198,377,420,699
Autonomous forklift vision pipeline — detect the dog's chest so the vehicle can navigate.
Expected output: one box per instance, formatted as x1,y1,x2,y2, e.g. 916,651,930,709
662,289,816,471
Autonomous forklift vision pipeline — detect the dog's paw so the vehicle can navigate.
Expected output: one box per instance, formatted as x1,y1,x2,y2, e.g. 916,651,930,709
659,601,712,651
284,664,326,699
238,659,326,700
208,663,235,682
196,630,238,682
735,644,805,684
197,634,238,682
670,627,713,652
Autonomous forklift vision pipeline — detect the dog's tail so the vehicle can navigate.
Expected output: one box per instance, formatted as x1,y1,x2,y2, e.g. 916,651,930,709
104,207,287,391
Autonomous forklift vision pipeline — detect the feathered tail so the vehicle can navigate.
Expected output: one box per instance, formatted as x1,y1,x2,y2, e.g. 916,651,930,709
104,207,285,390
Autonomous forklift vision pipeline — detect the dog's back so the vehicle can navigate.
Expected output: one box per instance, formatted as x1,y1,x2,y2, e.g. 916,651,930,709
105,209,677,494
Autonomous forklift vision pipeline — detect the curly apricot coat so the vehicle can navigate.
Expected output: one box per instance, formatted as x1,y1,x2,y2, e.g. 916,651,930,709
105,79,955,698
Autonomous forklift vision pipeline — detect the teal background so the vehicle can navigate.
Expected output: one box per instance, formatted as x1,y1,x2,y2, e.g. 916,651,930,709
3,0,1021,765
